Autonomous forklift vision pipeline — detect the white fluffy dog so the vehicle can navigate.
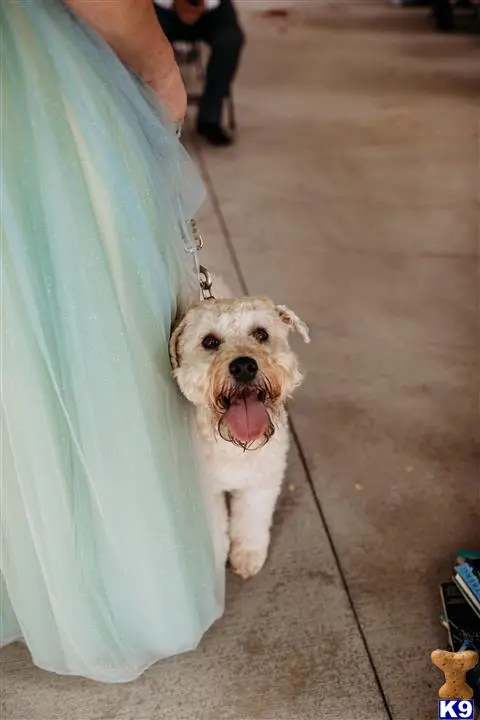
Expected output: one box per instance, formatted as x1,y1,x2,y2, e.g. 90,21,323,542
170,284,309,579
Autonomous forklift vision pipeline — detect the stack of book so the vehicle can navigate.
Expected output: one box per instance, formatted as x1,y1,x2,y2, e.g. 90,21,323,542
440,550,480,709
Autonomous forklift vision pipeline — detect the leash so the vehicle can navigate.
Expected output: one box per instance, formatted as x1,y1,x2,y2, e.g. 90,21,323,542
175,124,214,301
190,218,215,301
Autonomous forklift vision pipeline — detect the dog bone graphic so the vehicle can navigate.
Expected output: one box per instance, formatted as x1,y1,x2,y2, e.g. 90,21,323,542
431,649,479,700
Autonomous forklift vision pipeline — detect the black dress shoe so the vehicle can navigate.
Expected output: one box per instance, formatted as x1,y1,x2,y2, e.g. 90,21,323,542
197,121,233,147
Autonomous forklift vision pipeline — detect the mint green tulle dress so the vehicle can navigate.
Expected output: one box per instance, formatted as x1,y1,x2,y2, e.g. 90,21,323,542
0,0,223,682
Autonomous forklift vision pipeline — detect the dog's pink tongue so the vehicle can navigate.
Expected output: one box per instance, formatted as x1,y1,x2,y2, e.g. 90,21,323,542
224,394,269,444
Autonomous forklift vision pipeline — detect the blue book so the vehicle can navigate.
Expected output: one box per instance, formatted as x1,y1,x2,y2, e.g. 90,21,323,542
454,560,480,620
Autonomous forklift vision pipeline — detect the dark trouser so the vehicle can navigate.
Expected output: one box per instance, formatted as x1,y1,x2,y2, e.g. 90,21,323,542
154,0,245,125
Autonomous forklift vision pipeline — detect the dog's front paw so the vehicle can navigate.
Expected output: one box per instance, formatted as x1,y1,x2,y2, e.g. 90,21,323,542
229,542,267,580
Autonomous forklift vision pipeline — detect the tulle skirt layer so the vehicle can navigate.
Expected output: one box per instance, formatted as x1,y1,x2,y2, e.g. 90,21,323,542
0,0,223,682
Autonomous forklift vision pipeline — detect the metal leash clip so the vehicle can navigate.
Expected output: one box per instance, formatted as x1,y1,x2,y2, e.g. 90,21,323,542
199,264,214,300
190,218,214,300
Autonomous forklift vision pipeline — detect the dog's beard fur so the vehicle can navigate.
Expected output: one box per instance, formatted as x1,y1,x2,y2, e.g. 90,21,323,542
170,296,309,453
207,364,283,451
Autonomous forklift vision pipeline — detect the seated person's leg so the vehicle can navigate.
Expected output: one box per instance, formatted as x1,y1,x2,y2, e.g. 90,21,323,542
154,4,191,44
195,0,245,146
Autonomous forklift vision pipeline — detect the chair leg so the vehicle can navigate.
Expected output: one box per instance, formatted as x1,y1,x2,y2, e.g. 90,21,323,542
226,94,236,132
432,0,455,30
194,46,205,83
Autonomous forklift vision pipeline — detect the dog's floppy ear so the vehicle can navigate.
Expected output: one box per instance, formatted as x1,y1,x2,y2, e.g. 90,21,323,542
275,305,310,343
169,315,188,370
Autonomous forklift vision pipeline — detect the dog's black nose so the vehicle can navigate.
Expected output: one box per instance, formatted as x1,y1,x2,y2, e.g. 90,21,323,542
229,356,258,383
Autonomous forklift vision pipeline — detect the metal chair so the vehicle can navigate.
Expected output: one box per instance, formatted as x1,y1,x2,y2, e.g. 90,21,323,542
431,0,480,30
174,40,236,132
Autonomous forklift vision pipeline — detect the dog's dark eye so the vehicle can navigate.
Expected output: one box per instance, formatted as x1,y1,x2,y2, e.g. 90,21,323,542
252,327,269,343
202,334,221,351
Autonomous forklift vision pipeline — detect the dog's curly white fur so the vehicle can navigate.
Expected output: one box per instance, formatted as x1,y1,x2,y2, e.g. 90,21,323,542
170,281,309,579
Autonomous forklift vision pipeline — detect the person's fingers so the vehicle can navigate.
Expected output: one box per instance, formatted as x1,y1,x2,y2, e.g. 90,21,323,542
150,62,187,124
170,83,187,124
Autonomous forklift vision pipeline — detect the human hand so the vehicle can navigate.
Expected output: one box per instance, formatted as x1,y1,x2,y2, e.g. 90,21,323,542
173,0,205,26
149,57,187,124
64,0,187,124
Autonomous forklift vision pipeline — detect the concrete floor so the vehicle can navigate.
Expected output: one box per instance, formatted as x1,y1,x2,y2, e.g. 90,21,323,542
2,2,479,719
